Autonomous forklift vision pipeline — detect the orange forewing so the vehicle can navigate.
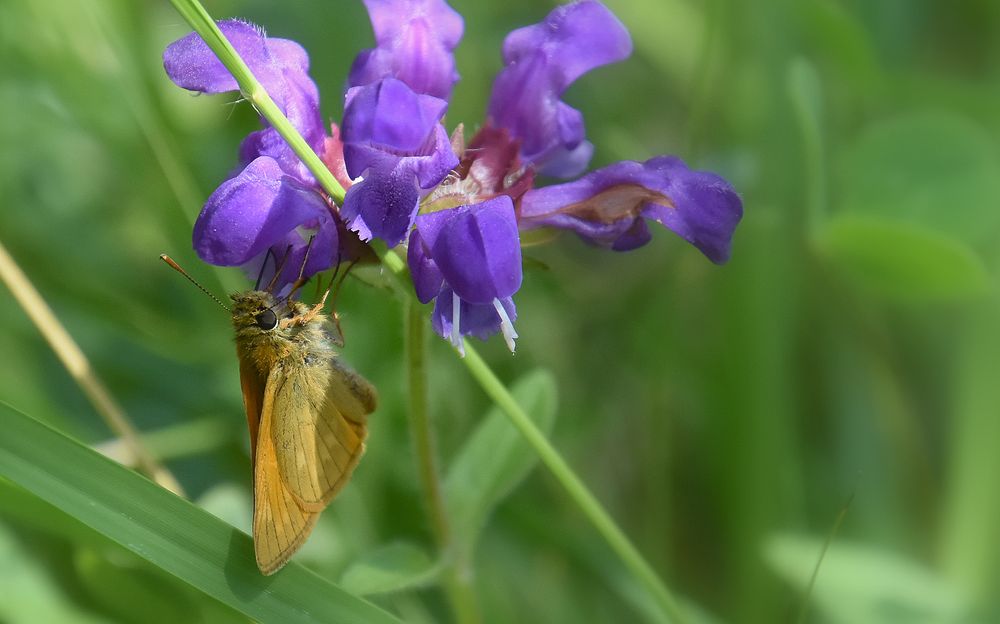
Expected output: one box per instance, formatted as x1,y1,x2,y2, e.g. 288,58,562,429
240,357,376,575
250,365,320,575
238,356,266,463
271,360,373,512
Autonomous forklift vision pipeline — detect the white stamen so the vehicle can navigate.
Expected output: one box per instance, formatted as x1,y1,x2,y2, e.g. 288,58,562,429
493,298,518,353
452,291,465,357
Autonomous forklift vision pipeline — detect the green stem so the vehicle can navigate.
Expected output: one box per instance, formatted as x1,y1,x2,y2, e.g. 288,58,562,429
462,343,691,624
405,299,448,543
405,299,481,624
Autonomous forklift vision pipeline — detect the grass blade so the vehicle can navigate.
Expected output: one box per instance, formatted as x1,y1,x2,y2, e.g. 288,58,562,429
0,402,400,624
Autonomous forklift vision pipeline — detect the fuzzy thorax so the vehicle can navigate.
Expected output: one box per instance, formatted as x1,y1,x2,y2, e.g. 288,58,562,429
230,291,334,376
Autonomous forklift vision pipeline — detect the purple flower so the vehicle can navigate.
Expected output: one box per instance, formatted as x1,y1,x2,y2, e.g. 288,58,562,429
195,157,340,286
340,78,458,246
407,197,522,353
349,0,464,100
163,0,743,350
487,1,632,178
339,0,462,249
164,20,343,291
520,157,742,262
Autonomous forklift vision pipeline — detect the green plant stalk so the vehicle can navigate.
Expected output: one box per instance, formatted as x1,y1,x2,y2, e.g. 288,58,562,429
165,3,686,620
405,299,482,624
461,343,690,624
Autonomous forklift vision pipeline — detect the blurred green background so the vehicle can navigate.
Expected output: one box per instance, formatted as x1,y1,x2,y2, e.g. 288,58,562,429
2,0,1000,622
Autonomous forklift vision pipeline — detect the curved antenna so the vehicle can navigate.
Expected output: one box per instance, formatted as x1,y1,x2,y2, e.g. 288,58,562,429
159,254,231,312
253,247,274,291
282,236,317,304
264,244,294,294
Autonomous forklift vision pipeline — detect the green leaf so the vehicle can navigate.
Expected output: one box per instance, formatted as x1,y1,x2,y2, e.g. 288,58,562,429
0,402,400,624
817,214,991,301
839,112,1000,245
444,369,558,553
764,533,969,624
339,541,442,596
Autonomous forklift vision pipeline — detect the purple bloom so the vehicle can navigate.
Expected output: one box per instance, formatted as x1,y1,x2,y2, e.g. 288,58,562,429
163,0,743,351
349,0,464,100
340,78,458,246
164,20,343,291
408,197,522,352
520,157,742,262
339,0,462,249
487,1,632,178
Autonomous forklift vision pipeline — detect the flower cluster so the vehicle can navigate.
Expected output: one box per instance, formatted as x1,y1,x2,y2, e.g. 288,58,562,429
164,0,743,353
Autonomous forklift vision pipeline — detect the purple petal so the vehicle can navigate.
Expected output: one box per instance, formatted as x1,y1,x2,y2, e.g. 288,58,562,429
408,124,459,189
418,197,522,304
407,229,444,303
165,20,324,157
611,217,652,252
342,79,449,167
431,288,517,341
340,80,458,246
341,157,421,246
520,156,742,263
349,0,463,99
487,1,632,176
193,156,333,266
340,124,457,246
239,127,316,183
164,21,276,95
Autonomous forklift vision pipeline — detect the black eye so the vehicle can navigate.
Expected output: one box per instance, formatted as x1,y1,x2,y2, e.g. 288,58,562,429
254,309,278,330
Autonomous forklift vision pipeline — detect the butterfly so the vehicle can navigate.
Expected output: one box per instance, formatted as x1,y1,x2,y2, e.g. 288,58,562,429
161,254,377,574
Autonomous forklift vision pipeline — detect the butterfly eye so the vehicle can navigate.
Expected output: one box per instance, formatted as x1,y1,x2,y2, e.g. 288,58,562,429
254,309,278,331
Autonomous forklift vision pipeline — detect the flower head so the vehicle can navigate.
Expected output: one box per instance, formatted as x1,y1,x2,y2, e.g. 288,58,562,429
488,1,632,178
164,20,342,291
340,78,458,246
348,0,464,99
163,1,742,351
520,156,742,262
408,197,522,353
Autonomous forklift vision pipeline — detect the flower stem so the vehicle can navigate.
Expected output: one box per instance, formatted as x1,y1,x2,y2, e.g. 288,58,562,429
405,299,481,624
461,342,691,624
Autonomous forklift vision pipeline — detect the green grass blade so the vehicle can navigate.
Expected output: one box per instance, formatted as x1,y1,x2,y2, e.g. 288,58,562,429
0,402,400,624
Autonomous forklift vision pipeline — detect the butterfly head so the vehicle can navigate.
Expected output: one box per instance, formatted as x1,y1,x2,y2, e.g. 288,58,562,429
229,290,293,337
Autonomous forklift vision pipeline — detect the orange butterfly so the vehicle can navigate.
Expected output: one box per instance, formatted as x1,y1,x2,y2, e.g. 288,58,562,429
162,255,377,574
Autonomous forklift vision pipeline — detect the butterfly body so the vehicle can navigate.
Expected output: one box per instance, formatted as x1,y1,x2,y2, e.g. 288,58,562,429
230,290,377,574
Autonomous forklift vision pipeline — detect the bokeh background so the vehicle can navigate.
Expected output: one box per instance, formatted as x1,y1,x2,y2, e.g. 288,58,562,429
2,0,1000,622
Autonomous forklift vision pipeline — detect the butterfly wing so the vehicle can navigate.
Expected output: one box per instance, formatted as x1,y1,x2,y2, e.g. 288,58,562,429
251,363,320,575
270,357,378,513
238,357,266,462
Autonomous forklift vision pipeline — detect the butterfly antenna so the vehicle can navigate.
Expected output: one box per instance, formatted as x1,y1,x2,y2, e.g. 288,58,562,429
254,247,274,291
328,257,358,313
159,255,231,312
320,245,344,302
323,247,354,347
264,244,294,294
283,236,317,303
